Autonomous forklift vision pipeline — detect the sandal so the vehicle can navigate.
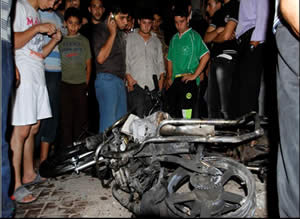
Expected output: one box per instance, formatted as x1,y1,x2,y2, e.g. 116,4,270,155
23,171,48,187
11,186,37,204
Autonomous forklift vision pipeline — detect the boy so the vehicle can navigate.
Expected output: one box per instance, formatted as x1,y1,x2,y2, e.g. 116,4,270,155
166,8,210,119
125,9,165,117
59,7,92,147
11,0,62,204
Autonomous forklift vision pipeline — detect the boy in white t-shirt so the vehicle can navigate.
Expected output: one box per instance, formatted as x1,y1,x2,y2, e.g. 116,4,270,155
10,0,62,204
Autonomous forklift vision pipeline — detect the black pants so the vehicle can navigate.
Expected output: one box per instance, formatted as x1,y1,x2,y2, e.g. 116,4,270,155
60,82,88,147
127,84,152,118
207,54,237,119
166,77,198,118
234,28,265,117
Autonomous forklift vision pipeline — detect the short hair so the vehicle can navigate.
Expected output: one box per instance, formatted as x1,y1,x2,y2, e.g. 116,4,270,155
173,7,189,18
64,7,83,23
138,8,154,20
88,0,104,7
111,5,129,15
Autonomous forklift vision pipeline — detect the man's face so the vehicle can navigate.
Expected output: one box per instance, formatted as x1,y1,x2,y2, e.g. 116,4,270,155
126,16,134,30
174,16,189,34
152,14,162,31
39,0,57,10
138,18,153,35
206,0,221,18
88,0,105,24
66,16,81,36
115,13,128,30
65,0,80,10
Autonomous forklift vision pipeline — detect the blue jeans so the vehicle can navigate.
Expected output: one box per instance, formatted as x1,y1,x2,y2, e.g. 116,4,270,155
275,23,299,217
95,73,127,133
1,40,15,217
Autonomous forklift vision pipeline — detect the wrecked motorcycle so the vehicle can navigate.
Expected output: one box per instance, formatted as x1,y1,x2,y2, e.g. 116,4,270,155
40,111,265,217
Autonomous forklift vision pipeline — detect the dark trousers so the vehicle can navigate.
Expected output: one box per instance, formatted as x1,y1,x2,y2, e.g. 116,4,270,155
127,84,152,118
60,82,88,147
234,28,265,117
35,71,61,148
207,54,237,119
166,77,198,118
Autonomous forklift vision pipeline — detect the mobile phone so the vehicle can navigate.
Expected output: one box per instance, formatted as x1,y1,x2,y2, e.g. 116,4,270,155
110,13,115,20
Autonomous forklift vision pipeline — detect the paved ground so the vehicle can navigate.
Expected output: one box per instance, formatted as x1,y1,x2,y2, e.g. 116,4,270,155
14,170,268,218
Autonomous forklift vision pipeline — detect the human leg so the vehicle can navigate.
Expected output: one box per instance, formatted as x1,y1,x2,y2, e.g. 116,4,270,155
22,121,41,184
180,79,198,119
95,73,122,133
60,82,74,147
238,44,264,117
207,59,221,118
10,125,36,203
39,71,61,163
276,23,299,217
73,83,88,141
1,40,15,217
215,56,236,119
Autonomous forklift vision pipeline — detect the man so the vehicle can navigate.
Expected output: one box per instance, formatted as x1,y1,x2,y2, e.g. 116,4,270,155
1,0,16,216
204,0,239,119
36,0,63,167
80,0,105,40
92,6,128,132
125,9,165,117
10,0,62,204
152,9,168,69
80,0,105,133
166,7,209,119
234,0,269,118
273,0,299,217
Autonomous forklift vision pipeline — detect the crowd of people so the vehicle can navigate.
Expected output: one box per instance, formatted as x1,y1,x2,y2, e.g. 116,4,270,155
1,0,299,217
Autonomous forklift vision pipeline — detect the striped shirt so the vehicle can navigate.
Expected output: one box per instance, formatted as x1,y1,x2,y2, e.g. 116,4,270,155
1,0,12,42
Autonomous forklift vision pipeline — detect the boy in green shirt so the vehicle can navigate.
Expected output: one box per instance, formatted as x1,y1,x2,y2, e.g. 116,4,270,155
165,8,210,119
59,7,92,147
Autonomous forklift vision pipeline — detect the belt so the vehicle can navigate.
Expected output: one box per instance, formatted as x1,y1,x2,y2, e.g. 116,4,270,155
175,73,192,78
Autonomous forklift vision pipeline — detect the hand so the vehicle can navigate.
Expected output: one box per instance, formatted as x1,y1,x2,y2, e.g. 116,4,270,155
52,28,62,42
164,78,172,90
181,74,197,83
38,23,57,36
107,13,117,35
229,31,236,40
250,41,260,47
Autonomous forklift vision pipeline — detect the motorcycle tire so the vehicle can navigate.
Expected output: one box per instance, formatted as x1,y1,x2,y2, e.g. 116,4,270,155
166,156,256,218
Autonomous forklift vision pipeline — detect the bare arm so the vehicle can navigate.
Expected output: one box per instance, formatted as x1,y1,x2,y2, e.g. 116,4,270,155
213,21,237,42
42,29,62,58
158,73,165,91
280,0,299,37
96,14,117,64
164,60,173,90
204,25,220,43
14,23,57,49
182,52,210,82
86,58,92,85
125,73,137,91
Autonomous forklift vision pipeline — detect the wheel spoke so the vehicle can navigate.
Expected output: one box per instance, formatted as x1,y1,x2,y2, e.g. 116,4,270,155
220,169,234,185
168,191,196,204
222,191,244,204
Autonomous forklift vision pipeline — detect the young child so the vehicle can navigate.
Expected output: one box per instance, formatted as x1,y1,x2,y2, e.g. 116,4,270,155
11,0,62,204
59,7,92,148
